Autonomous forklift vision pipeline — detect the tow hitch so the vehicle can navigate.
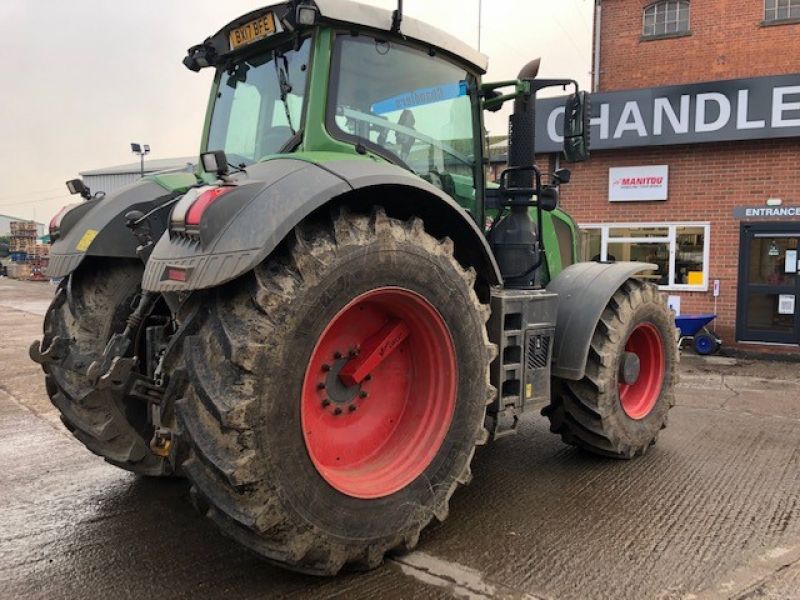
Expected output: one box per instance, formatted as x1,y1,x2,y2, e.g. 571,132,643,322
86,291,159,388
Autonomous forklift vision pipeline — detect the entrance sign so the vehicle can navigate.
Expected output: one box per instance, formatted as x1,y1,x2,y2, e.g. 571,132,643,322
733,205,800,219
536,73,800,152
609,165,669,202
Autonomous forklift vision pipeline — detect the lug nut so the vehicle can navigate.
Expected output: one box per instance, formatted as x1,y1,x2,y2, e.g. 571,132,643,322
322,399,331,408
334,351,342,359
322,364,331,372
349,348,360,358
334,407,343,416
317,382,326,390
359,391,368,399
364,374,372,382
348,405,357,413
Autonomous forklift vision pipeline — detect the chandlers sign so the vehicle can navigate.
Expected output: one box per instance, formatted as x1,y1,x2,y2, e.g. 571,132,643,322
535,73,800,152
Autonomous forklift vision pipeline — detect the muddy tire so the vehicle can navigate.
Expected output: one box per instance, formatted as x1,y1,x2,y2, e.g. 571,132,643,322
41,259,169,476
543,279,678,458
175,208,495,575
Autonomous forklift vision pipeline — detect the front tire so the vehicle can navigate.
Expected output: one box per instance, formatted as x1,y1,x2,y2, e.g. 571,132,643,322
175,208,495,575
543,279,678,458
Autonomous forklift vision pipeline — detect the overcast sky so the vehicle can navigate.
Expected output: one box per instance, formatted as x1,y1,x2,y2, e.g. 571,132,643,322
0,0,592,223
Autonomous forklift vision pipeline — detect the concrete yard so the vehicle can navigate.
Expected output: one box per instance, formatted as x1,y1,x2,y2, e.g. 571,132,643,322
1,277,799,600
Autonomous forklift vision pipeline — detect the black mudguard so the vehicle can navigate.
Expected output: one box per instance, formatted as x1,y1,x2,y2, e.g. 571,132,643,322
47,180,188,278
546,261,658,381
142,158,502,292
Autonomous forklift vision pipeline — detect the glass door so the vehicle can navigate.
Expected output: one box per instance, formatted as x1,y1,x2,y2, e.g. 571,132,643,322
737,223,800,345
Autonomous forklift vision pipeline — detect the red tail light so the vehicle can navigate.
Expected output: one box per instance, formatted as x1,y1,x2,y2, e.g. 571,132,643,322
49,214,61,231
185,187,233,228
49,204,79,239
166,267,189,282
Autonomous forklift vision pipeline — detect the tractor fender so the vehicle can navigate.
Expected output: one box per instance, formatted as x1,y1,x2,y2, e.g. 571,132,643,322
546,261,658,381
142,158,502,292
47,179,186,278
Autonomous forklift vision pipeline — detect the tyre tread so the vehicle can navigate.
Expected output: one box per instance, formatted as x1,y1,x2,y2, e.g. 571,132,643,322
176,208,493,574
40,261,168,476
543,279,678,459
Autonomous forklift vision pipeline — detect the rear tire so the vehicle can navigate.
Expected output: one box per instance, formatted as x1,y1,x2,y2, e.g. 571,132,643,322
41,259,170,476
174,208,495,575
543,279,678,458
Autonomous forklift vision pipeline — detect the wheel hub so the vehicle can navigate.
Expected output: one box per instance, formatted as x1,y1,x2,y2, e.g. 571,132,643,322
619,351,641,385
318,355,367,415
301,287,457,500
618,322,666,420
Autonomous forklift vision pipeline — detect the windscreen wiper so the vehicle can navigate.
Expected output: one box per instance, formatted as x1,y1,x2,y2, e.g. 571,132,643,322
274,51,296,135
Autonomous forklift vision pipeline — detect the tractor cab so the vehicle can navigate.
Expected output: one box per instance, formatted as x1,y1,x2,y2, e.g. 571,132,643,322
190,1,488,207
187,0,589,285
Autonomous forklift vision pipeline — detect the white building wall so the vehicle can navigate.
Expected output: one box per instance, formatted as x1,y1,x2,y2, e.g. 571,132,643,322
0,216,45,237
0,216,12,236
82,173,143,195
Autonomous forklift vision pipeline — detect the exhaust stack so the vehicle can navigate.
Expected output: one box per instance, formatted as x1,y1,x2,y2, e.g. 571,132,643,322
507,58,541,189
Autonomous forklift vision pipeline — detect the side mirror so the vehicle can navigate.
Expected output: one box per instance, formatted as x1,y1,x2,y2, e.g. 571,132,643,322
201,150,229,177
538,187,559,212
66,179,92,200
563,91,591,163
553,168,571,184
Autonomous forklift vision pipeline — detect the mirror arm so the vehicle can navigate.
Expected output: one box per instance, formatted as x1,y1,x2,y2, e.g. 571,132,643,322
529,78,579,95
482,93,516,112
480,80,531,111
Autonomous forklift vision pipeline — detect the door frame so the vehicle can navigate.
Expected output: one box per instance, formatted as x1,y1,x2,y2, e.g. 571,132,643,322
736,222,800,345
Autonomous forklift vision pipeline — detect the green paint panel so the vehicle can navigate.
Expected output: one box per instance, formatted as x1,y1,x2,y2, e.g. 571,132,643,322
300,29,366,158
148,171,199,193
267,151,375,166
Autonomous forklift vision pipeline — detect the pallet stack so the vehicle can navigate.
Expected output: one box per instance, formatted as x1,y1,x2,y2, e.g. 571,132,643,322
7,221,48,281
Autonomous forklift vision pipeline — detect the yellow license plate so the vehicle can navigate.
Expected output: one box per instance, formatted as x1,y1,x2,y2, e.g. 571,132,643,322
229,13,277,50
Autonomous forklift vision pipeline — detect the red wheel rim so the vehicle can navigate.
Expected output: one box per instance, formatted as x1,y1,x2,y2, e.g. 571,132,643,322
619,322,665,420
301,287,457,499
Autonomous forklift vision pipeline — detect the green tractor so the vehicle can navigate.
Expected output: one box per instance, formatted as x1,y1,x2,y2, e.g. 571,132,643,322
33,0,677,575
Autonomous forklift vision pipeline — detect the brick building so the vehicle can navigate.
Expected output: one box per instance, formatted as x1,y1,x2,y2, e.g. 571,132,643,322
545,0,800,350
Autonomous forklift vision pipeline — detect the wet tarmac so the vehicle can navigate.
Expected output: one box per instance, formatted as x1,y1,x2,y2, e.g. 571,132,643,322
1,278,799,600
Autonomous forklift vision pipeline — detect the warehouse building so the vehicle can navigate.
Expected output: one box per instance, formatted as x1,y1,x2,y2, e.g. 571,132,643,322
80,157,196,196
0,215,45,238
536,0,800,350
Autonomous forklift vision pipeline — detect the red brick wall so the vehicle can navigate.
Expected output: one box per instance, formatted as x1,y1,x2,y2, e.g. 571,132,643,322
558,138,800,345
597,0,800,91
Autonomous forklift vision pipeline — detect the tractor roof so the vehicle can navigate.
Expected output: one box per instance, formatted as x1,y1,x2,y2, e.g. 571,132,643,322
190,0,488,74
313,0,488,73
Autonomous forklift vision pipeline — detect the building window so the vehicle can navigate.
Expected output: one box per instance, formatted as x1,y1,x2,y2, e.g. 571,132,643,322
580,222,711,291
765,0,800,22
643,1,690,37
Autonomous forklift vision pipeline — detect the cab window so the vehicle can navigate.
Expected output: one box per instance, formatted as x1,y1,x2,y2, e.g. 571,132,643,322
207,38,310,165
328,35,478,202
